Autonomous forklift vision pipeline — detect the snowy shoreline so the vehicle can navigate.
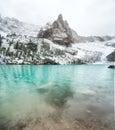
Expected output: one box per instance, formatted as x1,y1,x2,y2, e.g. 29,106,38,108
0,36,115,65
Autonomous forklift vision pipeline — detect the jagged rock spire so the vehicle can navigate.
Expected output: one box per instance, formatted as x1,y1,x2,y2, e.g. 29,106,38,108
57,14,63,22
38,14,76,46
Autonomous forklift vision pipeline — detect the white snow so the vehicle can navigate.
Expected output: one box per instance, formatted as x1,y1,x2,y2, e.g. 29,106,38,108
0,16,40,37
9,45,15,53
1,41,9,50
0,15,115,64
0,31,7,37
72,39,115,63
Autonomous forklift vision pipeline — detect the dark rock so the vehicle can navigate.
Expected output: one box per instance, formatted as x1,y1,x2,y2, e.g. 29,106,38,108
106,51,115,62
42,58,59,65
108,65,115,69
27,41,37,52
71,59,85,64
37,14,77,46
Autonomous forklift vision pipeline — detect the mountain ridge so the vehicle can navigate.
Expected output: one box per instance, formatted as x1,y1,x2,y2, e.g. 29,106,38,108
37,14,114,45
0,14,114,42
0,14,115,64
0,15,40,37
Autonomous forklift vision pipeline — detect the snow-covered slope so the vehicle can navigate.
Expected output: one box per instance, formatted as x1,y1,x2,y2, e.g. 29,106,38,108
0,15,40,36
72,38,115,63
76,35,114,43
0,15,115,64
0,34,80,64
0,33,114,64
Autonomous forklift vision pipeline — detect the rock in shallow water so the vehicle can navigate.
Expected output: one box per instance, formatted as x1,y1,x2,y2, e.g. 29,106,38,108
108,65,115,69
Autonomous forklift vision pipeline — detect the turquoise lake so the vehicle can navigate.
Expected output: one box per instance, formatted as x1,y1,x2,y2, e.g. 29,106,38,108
0,64,114,130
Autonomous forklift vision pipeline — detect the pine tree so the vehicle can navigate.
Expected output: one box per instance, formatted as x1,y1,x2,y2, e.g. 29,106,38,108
0,34,2,47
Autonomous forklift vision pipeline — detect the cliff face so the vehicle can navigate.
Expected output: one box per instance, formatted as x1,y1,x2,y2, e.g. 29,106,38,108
38,14,79,46
106,51,115,62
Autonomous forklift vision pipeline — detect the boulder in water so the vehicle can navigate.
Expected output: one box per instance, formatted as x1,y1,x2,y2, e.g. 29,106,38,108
108,65,115,69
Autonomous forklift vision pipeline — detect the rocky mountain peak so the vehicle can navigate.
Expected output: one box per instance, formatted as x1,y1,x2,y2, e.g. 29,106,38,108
38,14,77,46
57,14,63,22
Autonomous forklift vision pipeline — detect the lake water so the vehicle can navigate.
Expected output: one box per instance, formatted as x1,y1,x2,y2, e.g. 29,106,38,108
0,65,114,130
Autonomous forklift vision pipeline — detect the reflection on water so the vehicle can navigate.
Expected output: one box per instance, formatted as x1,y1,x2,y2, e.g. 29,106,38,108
0,65,114,130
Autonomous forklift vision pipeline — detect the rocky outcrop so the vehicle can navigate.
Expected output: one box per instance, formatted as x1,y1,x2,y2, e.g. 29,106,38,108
108,65,115,69
106,51,115,62
37,14,114,45
38,14,79,46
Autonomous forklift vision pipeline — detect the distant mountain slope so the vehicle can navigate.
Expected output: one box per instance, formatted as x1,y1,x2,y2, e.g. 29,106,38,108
72,38,115,63
76,35,114,43
0,15,40,36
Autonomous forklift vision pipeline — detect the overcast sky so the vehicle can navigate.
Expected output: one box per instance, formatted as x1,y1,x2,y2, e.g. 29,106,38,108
0,0,115,36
